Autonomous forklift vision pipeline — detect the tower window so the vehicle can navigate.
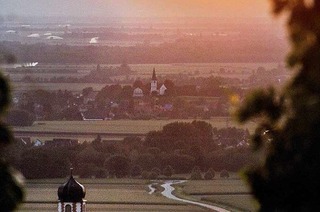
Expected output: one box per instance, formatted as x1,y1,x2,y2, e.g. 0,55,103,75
65,205,72,212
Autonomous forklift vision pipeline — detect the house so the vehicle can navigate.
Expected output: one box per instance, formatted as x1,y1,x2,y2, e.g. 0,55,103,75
33,139,44,147
133,87,144,98
159,84,167,96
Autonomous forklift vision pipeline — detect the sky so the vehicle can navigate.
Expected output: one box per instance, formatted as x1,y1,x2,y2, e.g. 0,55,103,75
0,0,270,18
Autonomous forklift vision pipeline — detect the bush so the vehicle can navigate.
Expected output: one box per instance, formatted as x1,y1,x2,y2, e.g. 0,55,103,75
163,165,174,177
190,167,203,180
220,170,230,178
204,170,214,180
192,166,201,173
151,167,161,175
6,109,34,126
148,171,159,180
208,168,215,177
141,171,149,179
104,155,130,178
131,165,142,177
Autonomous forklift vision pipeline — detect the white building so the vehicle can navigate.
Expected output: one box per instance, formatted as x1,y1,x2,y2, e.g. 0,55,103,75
133,87,144,98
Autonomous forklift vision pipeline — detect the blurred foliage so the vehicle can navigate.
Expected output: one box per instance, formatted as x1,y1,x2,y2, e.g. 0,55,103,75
237,0,320,210
0,66,24,210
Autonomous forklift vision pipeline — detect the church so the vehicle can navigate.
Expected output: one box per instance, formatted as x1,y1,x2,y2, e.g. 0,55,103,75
132,68,167,98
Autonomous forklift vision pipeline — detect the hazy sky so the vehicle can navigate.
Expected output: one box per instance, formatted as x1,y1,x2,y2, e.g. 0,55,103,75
0,0,270,18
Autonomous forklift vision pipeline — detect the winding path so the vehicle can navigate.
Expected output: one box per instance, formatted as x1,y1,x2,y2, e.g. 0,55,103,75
160,180,230,212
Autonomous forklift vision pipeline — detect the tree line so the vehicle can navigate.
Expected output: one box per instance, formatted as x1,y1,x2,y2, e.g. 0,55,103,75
1,39,285,64
6,121,251,179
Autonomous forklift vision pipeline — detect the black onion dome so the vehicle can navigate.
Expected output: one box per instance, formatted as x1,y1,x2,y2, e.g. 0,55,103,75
58,174,86,202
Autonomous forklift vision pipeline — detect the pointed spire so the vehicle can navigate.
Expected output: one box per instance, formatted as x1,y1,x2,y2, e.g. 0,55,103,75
152,68,157,80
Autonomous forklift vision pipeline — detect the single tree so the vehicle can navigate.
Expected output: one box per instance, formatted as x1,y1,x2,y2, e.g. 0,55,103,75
0,70,24,210
237,0,320,211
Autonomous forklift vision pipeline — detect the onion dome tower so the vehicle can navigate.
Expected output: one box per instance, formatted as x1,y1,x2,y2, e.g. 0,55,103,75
58,169,86,212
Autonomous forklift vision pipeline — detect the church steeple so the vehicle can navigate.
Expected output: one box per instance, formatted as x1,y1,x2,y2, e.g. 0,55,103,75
152,68,157,80
150,68,158,94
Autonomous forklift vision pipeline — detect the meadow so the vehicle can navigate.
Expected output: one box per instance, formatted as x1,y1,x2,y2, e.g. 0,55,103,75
18,177,254,212
8,62,281,93
179,178,255,212
19,178,205,212
14,117,255,136
12,82,107,92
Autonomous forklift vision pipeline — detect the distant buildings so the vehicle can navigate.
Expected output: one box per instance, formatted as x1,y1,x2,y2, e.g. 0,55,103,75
133,68,167,98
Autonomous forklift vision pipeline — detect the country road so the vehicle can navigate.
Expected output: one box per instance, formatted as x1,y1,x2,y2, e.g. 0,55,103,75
160,180,231,212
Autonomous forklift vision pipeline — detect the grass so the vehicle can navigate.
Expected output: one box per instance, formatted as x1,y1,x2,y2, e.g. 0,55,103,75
17,177,257,212
177,176,255,212
14,118,256,135
12,82,107,92
18,178,206,212
9,62,281,93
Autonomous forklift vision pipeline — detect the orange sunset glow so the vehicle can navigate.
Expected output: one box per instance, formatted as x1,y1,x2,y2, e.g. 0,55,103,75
0,0,295,211
1,0,270,18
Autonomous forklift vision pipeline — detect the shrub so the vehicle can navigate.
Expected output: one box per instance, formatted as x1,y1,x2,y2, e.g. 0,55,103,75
148,171,159,180
141,171,149,179
163,165,174,177
220,170,230,178
208,168,215,178
104,155,130,178
204,170,214,180
131,165,142,177
6,109,34,126
190,167,203,180
192,166,201,173
151,167,161,175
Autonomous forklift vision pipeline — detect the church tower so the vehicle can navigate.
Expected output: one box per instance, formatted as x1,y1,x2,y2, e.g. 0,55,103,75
150,68,158,94
58,169,86,212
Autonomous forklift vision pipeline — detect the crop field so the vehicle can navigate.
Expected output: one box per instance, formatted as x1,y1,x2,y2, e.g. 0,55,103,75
18,178,207,212
14,118,256,135
178,177,255,212
129,62,279,76
7,62,282,93
11,82,107,92
16,177,255,212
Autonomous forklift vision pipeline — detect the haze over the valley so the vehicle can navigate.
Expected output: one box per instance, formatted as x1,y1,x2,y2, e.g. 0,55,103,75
1,0,269,18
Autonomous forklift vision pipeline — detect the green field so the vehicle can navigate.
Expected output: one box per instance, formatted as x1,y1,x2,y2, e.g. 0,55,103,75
18,178,207,212
9,63,281,93
177,177,255,212
17,177,255,212
12,82,107,92
14,118,256,134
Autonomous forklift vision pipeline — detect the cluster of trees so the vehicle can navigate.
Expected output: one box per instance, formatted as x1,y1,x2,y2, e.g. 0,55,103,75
10,89,81,124
1,36,285,64
6,121,250,179
11,77,241,123
20,63,132,84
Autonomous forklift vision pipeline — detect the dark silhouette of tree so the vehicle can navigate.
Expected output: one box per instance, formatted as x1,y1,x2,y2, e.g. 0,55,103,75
104,155,130,178
237,0,320,211
6,109,34,126
0,69,23,209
